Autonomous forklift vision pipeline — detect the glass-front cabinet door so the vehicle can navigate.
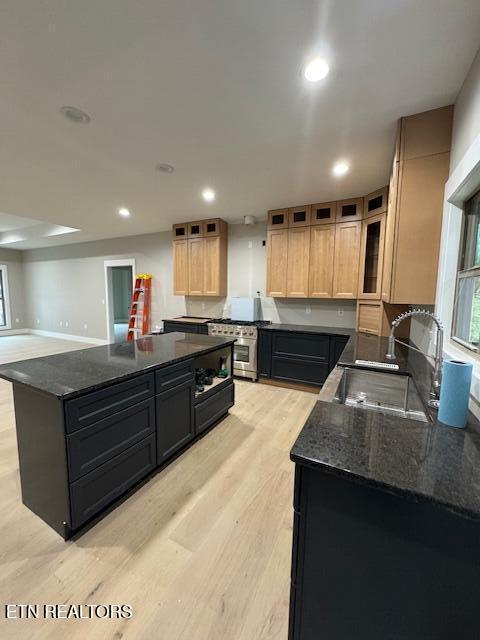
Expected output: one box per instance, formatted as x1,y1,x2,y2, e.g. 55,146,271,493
358,212,386,299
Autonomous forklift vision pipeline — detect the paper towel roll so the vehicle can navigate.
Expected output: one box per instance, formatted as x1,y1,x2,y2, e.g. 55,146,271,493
438,359,473,428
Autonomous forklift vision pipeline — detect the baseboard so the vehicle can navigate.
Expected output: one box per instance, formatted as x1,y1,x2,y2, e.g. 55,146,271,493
259,378,320,395
0,328,29,337
28,329,108,345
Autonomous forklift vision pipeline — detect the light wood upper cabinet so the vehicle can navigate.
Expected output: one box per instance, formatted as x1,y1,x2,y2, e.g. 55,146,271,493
308,224,335,298
382,105,453,305
173,239,189,295
364,186,388,219
335,198,363,223
267,209,289,229
266,228,288,297
173,218,228,296
286,227,310,297
188,237,205,295
204,235,227,296
311,202,336,225
288,206,311,228
400,105,453,161
358,213,386,300
332,221,361,299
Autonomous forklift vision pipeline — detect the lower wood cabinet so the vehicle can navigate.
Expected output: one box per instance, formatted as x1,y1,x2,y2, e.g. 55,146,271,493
156,378,195,464
173,239,189,295
188,237,205,296
308,224,335,297
286,227,310,297
332,221,361,298
267,228,288,297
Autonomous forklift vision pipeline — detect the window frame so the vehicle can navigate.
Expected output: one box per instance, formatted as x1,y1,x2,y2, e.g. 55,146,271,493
451,189,480,355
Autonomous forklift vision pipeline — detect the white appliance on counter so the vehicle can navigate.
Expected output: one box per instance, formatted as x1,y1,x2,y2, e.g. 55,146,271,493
230,297,261,322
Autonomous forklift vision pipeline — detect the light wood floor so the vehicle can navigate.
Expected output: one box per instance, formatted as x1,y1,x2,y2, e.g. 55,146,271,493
0,336,316,640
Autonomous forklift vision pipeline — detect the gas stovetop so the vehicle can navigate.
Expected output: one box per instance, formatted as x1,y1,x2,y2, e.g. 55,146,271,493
208,318,271,327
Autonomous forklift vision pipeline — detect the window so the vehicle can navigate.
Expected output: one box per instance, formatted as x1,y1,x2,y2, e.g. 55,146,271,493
452,189,480,351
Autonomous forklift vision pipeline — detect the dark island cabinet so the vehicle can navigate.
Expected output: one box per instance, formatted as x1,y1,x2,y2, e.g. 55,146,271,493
156,378,195,463
163,320,209,335
258,329,350,387
11,344,234,540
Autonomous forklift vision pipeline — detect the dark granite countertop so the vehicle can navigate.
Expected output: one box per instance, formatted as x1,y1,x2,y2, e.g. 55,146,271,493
0,333,235,400
259,323,355,337
291,332,480,520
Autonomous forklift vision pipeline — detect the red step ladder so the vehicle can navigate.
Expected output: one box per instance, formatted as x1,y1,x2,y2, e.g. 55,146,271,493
127,274,152,341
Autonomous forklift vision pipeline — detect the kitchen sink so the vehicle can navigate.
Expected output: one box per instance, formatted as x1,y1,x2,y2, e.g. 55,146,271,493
320,366,430,423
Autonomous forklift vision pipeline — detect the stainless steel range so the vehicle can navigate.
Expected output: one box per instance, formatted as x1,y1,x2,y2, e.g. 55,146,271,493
208,319,270,381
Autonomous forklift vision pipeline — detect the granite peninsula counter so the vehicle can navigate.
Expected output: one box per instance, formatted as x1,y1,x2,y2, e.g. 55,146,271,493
0,333,236,539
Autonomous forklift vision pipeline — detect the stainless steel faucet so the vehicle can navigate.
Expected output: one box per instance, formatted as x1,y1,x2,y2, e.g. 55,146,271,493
385,309,443,408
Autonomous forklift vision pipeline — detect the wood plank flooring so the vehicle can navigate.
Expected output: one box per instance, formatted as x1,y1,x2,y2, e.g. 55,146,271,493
0,336,316,640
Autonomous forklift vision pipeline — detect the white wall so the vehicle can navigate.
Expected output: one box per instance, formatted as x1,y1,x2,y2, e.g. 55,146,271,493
22,223,356,341
0,247,26,331
450,48,480,172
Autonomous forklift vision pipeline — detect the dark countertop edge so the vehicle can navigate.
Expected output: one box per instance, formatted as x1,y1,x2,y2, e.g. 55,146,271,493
0,336,236,401
162,317,212,323
290,446,480,522
258,324,355,337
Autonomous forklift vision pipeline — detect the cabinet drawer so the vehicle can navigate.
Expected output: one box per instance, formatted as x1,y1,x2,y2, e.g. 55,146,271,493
195,382,234,435
271,356,329,386
272,332,330,361
155,359,194,394
70,434,156,530
67,398,155,481
65,373,155,434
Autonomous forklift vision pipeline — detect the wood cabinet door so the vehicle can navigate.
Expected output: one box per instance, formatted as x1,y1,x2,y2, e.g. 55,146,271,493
308,224,335,298
390,152,450,304
382,161,400,302
335,198,363,222
203,235,227,296
156,379,194,464
332,221,361,299
288,206,311,227
266,229,288,297
267,209,289,229
356,301,382,335
358,213,385,299
286,227,310,297
173,239,189,295
188,238,205,295
311,202,336,225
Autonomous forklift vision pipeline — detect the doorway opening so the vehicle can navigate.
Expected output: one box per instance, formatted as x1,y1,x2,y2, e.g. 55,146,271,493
104,259,136,343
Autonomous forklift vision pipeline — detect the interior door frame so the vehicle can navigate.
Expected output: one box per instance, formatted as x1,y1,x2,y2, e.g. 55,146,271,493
104,258,136,343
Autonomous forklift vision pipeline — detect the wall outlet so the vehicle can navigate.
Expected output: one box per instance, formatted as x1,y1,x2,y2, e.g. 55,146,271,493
202,302,205,310
248,241,253,249
15,318,19,323
84,323,88,330
65,321,69,328
338,309,344,317
102,299,105,305
59,321,63,327
306,306,311,315
36,318,40,325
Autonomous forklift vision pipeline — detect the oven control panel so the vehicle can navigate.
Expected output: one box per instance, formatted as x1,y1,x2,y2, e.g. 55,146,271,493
208,324,257,339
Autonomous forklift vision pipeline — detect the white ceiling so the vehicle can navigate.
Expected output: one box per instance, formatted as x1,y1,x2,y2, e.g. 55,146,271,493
1,0,480,249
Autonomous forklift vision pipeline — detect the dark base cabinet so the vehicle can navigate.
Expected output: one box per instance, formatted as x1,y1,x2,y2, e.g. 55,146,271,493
163,320,209,335
156,378,195,463
290,464,480,640
12,345,234,540
258,329,350,387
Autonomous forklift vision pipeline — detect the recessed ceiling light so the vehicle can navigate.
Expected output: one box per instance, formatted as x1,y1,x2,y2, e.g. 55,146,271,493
60,106,91,124
303,58,329,82
118,207,131,217
202,188,216,203
332,161,349,177
156,163,175,174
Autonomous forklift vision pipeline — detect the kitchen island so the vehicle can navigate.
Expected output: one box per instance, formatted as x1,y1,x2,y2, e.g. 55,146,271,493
0,333,235,539
289,333,480,640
